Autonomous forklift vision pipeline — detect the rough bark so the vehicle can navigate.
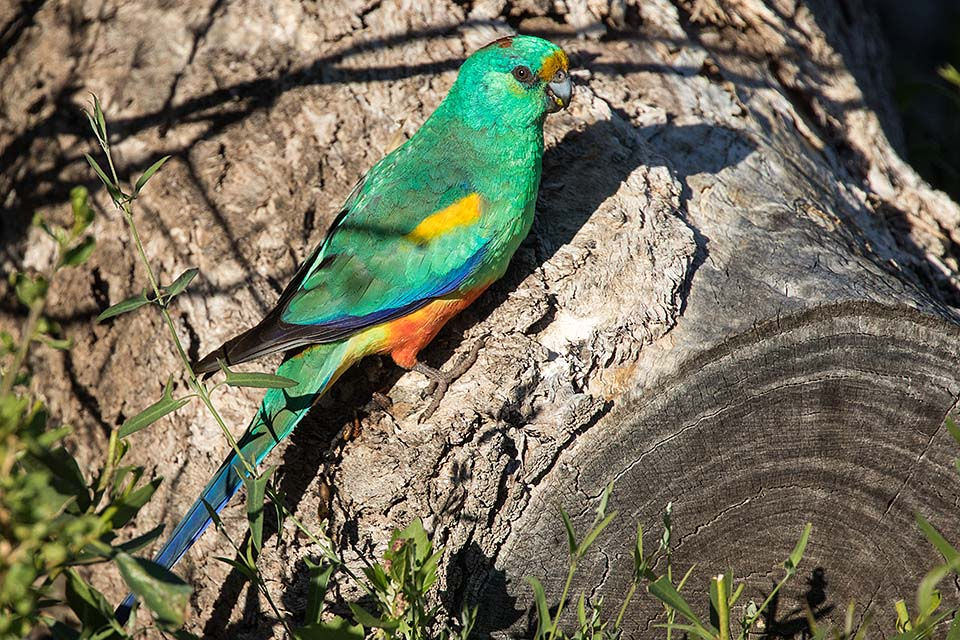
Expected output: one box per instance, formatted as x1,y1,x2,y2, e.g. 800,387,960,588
4,0,960,638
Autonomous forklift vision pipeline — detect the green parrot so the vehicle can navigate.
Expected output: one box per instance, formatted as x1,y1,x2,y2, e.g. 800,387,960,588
117,34,572,621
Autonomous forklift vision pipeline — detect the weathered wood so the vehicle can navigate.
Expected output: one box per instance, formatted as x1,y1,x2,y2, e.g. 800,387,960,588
4,0,960,637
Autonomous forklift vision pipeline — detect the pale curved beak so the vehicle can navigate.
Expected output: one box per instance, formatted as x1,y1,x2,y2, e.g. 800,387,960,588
546,69,572,112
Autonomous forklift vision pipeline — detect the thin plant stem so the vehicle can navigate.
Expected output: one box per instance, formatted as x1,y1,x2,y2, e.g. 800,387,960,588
738,572,792,640
614,580,637,631
0,299,43,397
210,518,296,639
90,103,391,630
117,201,256,478
547,560,577,640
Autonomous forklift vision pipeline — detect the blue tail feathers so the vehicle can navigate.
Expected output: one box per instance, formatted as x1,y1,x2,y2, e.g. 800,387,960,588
114,341,356,624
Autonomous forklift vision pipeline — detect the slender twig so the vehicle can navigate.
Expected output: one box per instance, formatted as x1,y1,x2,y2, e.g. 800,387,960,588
0,299,44,397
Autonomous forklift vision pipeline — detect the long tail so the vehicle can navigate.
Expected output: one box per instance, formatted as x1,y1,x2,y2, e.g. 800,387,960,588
115,340,358,623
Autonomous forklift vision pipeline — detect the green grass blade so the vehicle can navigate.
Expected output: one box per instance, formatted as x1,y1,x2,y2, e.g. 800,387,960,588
579,511,616,556
118,376,192,438
648,575,712,634
244,467,274,554
162,268,199,300
916,513,960,563
526,576,552,639
97,290,151,322
83,153,121,201
224,370,299,389
560,507,577,555
134,155,171,194
303,559,335,625
785,523,812,573
945,611,960,640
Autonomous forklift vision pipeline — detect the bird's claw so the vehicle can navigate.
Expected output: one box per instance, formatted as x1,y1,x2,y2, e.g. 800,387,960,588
412,338,485,421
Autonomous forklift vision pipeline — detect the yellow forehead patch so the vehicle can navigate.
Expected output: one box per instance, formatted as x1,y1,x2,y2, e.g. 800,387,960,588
406,193,483,244
538,49,569,82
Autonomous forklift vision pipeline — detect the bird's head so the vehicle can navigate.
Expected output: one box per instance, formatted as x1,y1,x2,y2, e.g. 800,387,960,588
448,35,572,129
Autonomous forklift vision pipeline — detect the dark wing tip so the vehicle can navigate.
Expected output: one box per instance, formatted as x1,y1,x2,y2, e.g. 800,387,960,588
191,348,223,377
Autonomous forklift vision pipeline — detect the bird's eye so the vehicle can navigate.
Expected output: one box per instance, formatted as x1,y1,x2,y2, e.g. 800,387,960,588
512,65,533,83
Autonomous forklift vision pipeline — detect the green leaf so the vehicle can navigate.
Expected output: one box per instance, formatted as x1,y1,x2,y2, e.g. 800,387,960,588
939,64,960,89
916,564,948,625
648,575,712,634
93,94,108,143
134,155,171,194
526,576,552,639
84,153,121,201
110,477,163,528
945,417,960,446
916,513,960,563
303,558,335,625
70,185,94,234
60,235,96,267
97,289,151,322
84,108,100,141
33,444,91,511
560,507,577,555
163,267,199,301
296,617,365,639
115,552,192,628
595,480,614,523
115,524,165,554
244,467,275,554
347,603,399,630
728,582,744,608
660,501,673,551
201,499,226,530
10,272,48,306
119,375,192,438
579,511,616,556
213,555,258,582
895,599,911,633
785,522,812,573
37,335,73,350
653,622,715,640
64,568,116,632
946,610,960,640
224,369,299,389
633,522,645,575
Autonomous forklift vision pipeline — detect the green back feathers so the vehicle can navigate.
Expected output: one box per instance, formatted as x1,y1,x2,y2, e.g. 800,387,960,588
195,36,569,368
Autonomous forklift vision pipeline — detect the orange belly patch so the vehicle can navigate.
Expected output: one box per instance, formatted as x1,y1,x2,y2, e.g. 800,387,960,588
382,285,488,369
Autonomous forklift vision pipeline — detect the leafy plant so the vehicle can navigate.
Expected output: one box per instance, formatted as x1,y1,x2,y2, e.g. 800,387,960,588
294,519,475,640
82,95,475,638
0,188,191,639
524,482,811,640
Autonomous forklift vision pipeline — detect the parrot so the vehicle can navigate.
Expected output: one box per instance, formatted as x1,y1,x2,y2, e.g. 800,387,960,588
116,34,572,622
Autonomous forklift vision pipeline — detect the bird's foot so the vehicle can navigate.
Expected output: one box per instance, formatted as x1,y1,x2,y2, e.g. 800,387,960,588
413,338,485,421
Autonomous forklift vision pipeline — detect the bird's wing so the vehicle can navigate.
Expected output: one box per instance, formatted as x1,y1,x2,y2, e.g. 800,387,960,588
194,168,492,373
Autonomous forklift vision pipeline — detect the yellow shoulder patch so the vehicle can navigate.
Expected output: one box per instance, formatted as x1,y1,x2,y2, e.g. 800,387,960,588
406,193,483,244
538,49,569,82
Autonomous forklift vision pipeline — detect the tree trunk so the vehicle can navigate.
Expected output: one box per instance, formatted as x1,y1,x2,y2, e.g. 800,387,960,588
4,0,960,637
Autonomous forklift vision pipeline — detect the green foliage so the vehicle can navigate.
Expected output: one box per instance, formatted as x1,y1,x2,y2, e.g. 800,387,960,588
294,519,475,640
0,191,193,639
